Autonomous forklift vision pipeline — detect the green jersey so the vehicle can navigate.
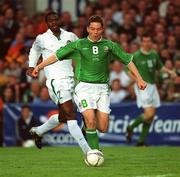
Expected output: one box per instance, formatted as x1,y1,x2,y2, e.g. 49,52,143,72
56,38,132,83
132,49,163,84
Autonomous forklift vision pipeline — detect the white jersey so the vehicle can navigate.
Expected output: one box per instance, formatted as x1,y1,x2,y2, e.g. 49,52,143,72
29,28,78,79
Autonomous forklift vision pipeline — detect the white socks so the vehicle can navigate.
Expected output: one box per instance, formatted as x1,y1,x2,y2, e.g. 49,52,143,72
36,114,60,135
36,114,91,154
67,120,91,154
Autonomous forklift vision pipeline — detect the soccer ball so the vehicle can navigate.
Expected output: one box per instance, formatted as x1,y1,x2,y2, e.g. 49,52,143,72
85,149,104,167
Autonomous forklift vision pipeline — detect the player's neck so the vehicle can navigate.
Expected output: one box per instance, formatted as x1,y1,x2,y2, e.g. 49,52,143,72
88,36,102,42
140,48,151,55
51,29,61,38
53,31,61,37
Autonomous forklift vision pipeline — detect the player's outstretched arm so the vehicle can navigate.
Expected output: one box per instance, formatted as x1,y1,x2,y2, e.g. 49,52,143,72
31,55,58,77
161,66,177,79
127,61,147,90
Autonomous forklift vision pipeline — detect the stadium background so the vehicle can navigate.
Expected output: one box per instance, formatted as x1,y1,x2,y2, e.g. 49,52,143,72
0,0,180,147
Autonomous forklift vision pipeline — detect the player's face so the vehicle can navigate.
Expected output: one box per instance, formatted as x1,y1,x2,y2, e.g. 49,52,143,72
141,37,152,51
87,22,103,41
46,14,60,33
22,108,30,119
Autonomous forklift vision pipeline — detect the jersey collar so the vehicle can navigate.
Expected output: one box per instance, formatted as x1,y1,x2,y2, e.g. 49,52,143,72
140,48,151,55
87,36,102,42
47,28,64,39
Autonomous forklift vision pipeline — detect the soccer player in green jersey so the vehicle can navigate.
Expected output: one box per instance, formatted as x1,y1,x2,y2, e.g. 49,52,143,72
31,15,147,150
126,34,177,146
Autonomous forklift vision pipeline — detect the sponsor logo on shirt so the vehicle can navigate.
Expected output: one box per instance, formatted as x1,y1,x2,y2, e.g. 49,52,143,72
82,47,89,50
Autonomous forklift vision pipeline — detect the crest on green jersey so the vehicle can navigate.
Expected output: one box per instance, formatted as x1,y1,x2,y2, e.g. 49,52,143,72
104,46,109,52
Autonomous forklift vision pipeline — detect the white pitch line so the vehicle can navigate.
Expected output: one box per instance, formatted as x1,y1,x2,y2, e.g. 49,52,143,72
133,174,174,177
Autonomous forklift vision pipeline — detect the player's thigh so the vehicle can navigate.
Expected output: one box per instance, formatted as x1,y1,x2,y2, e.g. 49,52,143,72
82,109,96,129
73,83,97,113
96,92,110,132
96,110,109,133
57,91,76,122
144,106,156,120
59,99,76,120
97,93,111,115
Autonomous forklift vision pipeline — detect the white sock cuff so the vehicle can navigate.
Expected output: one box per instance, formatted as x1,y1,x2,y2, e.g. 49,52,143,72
67,120,77,126
49,114,59,124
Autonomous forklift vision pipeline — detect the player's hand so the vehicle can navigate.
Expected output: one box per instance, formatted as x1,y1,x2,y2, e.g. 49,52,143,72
26,67,35,77
137,79,147,90
31,66,39,78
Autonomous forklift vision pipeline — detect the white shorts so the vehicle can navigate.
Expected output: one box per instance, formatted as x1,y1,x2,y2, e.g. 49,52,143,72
134,83,160,108
73,82,111,114
46,77,75,105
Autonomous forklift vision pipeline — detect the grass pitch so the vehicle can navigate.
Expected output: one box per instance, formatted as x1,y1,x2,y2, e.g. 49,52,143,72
0,146,180,177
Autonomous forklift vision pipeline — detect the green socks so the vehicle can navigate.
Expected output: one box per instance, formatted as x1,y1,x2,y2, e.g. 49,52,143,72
138,121,152,143
128,114,152,144
86,129,99,150
129,115,144,130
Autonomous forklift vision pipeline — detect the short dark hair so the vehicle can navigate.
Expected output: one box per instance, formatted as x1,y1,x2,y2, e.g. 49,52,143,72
141,33,152,41
45,11,58,22
21,105,30,110
87,15,104,27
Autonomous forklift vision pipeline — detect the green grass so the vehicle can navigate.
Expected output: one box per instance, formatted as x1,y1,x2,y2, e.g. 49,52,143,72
0,146,180,177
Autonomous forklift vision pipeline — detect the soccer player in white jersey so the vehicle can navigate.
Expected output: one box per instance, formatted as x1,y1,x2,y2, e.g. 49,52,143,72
27,11,91,154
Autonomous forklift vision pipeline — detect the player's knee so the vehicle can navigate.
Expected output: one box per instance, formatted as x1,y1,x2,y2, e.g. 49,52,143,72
144,114,154,123
98,126,108,133
85,118,96,129
146,113,154,120
65,110,76,120
144,110,155,120
98,128,106,133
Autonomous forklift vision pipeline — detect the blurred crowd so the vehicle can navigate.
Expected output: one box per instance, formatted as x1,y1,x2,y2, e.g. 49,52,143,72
0,0,180,106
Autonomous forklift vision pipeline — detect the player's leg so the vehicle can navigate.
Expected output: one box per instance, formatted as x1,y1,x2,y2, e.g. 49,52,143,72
126,84,160,144
81,109,99,150
59,99,91,154
33,113,62,136
96,93,110,133
126,114,144,143
35,78,71,134
126,84,148,143
96,111,109,133
30,113,63,149
84,86,110,149
137,85,160,145
30,80,64,148
73,82,100,150
137,106,155,146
